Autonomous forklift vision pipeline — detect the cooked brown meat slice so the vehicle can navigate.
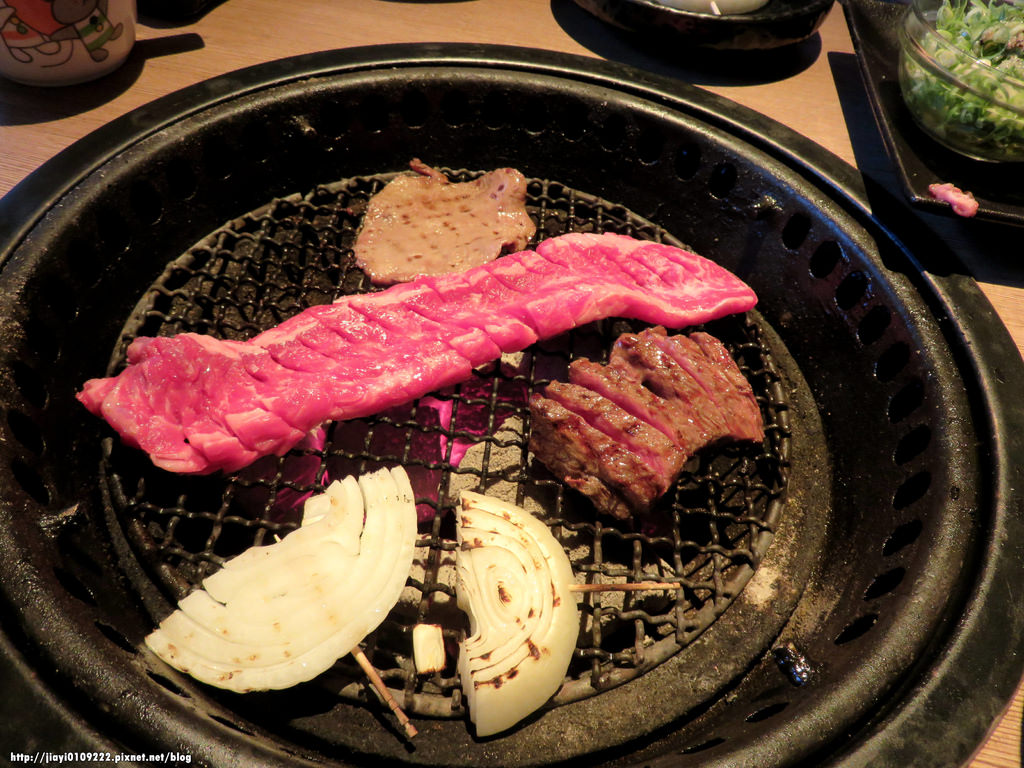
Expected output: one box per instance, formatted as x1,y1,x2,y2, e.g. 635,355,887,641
567,359,686,445
679,332,763,441
542,380,687,480
528,395,667,519
353,160,536,285
609,330,728,451
637,328,763,442
530,328,765,519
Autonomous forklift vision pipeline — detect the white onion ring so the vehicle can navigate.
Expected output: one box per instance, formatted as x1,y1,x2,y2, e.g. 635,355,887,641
144,466,417,693
456,491,580,737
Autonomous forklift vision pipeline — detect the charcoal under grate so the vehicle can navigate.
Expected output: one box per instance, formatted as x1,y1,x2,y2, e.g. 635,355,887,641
100,170,790,720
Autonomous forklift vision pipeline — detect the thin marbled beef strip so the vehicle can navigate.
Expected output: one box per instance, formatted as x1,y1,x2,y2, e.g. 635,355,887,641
529,326,764,519
77,233,756,475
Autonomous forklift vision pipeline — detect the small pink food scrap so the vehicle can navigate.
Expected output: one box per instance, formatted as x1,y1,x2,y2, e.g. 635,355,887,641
928,182,979,218
353,159,536,285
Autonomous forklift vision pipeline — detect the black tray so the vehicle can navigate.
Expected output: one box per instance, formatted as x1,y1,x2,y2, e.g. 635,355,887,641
844,0,1024,225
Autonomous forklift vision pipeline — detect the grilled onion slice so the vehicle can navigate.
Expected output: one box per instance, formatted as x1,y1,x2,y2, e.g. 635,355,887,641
456,491,580,737
144,466,417,693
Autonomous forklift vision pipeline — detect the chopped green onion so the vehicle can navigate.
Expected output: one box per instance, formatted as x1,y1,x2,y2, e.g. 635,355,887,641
901,0,1024,160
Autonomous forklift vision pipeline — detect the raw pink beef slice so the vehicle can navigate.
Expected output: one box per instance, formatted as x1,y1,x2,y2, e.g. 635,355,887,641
77,233,757,475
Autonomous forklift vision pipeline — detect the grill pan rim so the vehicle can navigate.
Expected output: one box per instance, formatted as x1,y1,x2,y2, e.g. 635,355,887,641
0,42,1022,768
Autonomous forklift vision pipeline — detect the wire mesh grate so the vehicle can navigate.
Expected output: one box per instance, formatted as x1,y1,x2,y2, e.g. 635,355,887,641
101,169,791,718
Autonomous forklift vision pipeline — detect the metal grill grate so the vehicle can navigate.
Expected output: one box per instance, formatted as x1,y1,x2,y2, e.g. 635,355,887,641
101,171,790,719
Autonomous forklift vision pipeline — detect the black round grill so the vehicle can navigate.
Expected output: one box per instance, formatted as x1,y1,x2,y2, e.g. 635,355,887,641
0,44,1021,768
101,172,791,719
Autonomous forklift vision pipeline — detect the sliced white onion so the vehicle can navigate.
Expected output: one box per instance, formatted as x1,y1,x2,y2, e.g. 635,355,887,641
455,491,580,737
144,466,417,693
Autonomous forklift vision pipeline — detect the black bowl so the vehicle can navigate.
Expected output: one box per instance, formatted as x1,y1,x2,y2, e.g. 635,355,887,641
573,0,835,50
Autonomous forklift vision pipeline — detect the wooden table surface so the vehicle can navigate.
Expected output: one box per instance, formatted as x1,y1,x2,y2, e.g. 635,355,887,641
0,0,1021,765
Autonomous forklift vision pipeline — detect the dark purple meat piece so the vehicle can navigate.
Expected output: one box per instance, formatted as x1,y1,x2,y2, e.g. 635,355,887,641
687,332,764,442
567,359,682,444
610,330,728,454
529,326,764,518
528,396,667,520
542,381,687,481
633,327,763,443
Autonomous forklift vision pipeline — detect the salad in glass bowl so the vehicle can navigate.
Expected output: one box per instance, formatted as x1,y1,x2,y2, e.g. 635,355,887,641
899,0,1024,162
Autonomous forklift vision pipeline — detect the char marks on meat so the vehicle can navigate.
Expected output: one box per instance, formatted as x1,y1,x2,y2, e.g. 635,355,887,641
542,381,687,481
77,233,757,475
529,327,764,519
529,396,672,521
353,160,536,285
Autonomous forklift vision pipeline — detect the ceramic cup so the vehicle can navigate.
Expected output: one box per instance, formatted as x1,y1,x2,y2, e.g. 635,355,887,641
0,0,136,86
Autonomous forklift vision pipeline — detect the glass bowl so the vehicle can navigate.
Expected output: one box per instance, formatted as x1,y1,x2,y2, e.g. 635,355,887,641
898,0,1024,163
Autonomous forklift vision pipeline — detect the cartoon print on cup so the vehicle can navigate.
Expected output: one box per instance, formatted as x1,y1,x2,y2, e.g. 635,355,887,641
50,0,124,61
0,0,133,83
0,2,65,64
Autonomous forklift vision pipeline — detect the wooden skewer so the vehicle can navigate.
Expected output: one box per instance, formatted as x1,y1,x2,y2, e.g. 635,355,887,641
352,649,419,740
569,581,682,593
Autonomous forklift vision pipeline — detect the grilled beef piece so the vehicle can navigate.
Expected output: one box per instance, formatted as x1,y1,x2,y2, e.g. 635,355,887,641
566,359,685,445
609,328,764,445
530,327,764,519
528,396,666,520
77,233,757,475
609,330,729,455
353,161,536,285
542,381,687,481
681,331,764,442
